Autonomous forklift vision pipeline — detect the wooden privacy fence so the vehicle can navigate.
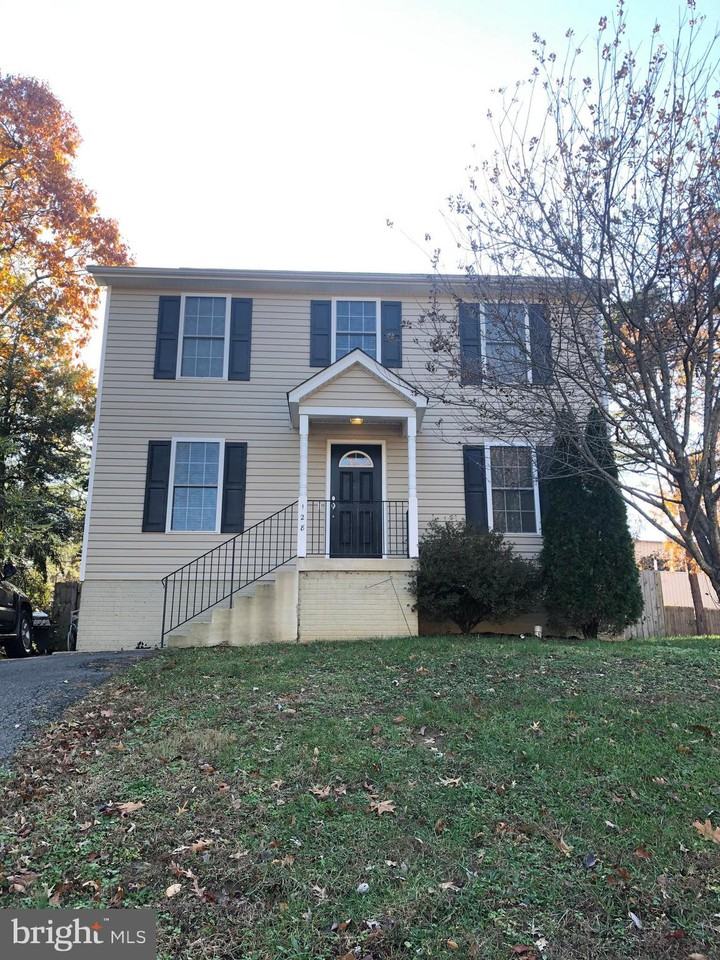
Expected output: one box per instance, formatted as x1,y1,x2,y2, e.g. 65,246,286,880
626,570,720,639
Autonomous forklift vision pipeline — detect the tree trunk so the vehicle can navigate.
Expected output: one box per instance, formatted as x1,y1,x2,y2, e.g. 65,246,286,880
688,571,708,637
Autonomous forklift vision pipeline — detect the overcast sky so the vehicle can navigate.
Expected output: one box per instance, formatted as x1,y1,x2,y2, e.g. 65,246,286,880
3,0,695,538
3,0,690,276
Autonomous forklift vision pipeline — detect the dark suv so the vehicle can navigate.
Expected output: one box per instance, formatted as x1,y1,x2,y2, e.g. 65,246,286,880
0,561,34,658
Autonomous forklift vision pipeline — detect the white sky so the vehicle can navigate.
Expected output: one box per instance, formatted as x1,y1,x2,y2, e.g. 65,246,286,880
3,0,688,539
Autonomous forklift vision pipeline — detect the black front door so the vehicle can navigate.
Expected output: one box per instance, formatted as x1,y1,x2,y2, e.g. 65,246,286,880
330,444,382,558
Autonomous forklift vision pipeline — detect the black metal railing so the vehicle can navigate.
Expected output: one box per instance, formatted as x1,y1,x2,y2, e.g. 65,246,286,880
160,501,298,644
305,499,409,558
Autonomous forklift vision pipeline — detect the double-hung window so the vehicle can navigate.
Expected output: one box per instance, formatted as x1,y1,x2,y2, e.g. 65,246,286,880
179,296,229,378
464,443,541,534
483,303,530,383
460,301,547,385
489,445,538,533
169,440,222,532
334,300,379,360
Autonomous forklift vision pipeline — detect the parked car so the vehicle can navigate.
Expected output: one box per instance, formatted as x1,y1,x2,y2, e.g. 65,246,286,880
0,561,35,658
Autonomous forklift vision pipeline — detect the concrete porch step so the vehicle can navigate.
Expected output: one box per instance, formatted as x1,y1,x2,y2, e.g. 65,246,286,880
166,567,298,649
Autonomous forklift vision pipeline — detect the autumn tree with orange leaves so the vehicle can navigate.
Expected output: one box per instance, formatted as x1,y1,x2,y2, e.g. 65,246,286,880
1,74,130,581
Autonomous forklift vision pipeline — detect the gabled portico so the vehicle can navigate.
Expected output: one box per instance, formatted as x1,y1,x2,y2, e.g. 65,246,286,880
287,349,427,560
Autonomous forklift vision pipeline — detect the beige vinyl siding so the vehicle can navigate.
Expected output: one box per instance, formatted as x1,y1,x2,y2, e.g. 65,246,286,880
303,366,414,408
84,290,542,582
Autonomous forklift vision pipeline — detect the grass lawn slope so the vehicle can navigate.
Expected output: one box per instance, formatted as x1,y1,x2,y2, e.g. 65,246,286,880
1,635,720,959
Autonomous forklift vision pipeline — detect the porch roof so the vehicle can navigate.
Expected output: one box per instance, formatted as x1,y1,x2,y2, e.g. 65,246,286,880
287,349,428,430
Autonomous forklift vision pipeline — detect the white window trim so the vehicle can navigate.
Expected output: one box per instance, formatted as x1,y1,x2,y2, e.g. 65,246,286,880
478,302,533,385
175,293,232,381
165,436,226,534
331,297,382,364
484,440,542,536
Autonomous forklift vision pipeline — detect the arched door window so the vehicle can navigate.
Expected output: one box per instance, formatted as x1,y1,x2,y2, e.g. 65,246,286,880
338,450,374,469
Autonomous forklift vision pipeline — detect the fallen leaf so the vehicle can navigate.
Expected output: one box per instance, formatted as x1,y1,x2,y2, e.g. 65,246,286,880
116,801,144,817
511,947,538,957
165,883,182,898
447,939,459,951
693,819,720,844
439,777,462,787
439,880,461,891
634,847,652,859
392,715,407,724
310,785,331,799
628,910,643,930
190,838,213,854
8,870,39,893
550,834,573,857
371,724,382,735
369,798,396,816
434,818,447,834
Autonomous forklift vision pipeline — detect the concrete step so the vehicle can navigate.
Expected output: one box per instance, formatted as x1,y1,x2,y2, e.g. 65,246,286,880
166,566,298,649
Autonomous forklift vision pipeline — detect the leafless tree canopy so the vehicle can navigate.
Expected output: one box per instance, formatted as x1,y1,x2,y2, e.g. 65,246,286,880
413,1,720,593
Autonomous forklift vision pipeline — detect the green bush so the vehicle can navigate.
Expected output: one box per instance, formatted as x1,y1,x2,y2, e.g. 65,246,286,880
410,520,540,634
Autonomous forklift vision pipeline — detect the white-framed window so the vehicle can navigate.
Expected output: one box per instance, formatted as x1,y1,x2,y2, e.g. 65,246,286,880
482,303,531,383
167,438,224,532
332,299,381,361
177,295,230,379
487,444,540,534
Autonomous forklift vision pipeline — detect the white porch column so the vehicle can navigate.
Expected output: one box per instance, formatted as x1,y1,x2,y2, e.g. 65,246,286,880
297,414,309,558
407,416,419,558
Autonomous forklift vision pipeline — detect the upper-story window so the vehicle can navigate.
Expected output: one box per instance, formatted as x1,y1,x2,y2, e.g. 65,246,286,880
179,296,229,378
483,303,530,383
334,300,379,361
459,301,551,386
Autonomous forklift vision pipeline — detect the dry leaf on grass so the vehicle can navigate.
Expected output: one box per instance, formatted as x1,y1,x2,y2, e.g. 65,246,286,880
309,785,331,799
693,819,720,844
116,801,144,817
550,834,573,857
369,798,396,816
165,883,183,898
8,870,39,894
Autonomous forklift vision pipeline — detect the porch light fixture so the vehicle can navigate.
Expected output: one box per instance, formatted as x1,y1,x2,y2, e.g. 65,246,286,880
350,417,364,425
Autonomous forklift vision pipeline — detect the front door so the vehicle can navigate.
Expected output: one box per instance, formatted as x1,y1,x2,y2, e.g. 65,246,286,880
330,444,382,558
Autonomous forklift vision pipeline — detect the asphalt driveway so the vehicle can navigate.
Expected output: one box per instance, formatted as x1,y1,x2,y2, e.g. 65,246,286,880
0,650,155,763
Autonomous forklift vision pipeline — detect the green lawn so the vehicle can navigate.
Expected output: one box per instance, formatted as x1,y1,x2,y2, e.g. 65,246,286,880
1,635,720,959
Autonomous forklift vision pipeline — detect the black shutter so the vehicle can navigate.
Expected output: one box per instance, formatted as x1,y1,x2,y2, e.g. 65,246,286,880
459,302,482,385
535,444,554,525
381,301,402,368
228,298,252,380
309,300,331,367
142,441,171,532
154,296,180,379
463,445,489,530
221,442,247,533
529,303,552,385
